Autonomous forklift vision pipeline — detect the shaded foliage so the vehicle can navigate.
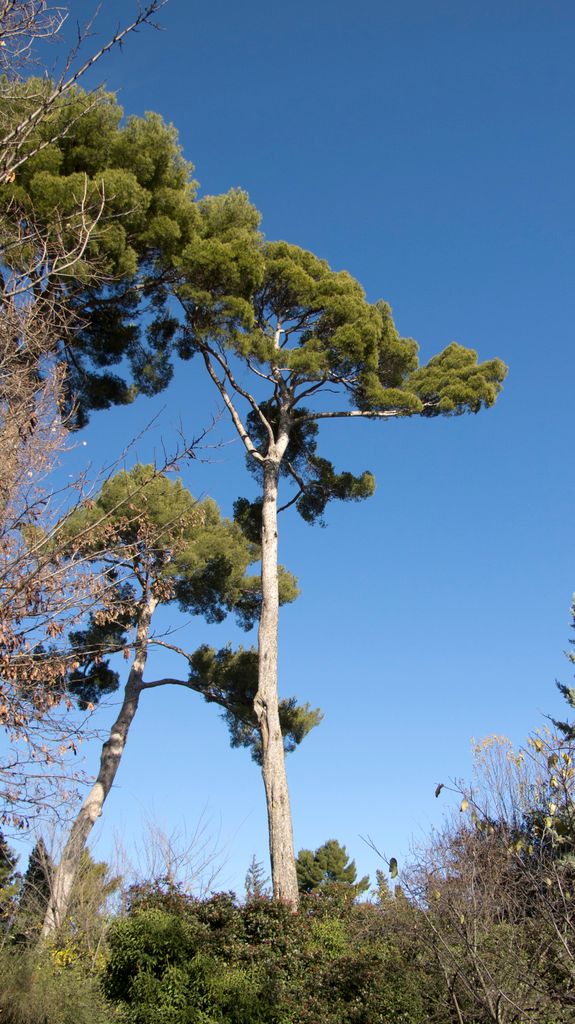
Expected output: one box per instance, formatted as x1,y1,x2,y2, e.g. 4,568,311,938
240,403,375,526
187,644,322,764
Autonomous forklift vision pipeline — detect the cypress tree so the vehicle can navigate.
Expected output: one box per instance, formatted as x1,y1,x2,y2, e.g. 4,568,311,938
16,838,53,940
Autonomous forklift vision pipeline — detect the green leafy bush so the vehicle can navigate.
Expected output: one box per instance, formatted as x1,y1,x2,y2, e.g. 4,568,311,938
103,884,433,1024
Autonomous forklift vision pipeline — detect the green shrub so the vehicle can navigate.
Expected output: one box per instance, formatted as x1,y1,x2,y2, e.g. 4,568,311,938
0,944,112,1024
103,886,435,1024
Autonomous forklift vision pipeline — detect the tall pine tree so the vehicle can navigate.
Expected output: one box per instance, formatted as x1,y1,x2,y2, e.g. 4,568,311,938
148,222,507,904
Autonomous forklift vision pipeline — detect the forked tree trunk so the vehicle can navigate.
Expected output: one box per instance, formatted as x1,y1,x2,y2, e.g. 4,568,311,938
41,594,157,937
255,452,299,905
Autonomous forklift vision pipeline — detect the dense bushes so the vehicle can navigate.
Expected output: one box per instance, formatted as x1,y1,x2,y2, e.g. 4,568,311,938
0,839,572,1023
102,884,434,1024
1,733,573,1022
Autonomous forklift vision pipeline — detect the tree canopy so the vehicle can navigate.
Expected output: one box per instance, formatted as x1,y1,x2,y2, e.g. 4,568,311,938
2,84,196,423
59,464,299,713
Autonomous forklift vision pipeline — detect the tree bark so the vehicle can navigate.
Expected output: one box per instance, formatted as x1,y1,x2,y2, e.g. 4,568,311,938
255,451,299,905
41,593,157,937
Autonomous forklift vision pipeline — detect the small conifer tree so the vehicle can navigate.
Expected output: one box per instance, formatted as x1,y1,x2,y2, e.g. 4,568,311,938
15,839,53,941
296,839,369,896
244,855,269,901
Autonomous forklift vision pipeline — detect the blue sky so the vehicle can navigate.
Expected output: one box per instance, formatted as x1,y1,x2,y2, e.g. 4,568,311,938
13,0,575,891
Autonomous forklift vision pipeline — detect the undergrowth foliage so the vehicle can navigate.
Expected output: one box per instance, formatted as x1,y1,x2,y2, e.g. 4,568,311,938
1,730,574,1024
102,884,432,1024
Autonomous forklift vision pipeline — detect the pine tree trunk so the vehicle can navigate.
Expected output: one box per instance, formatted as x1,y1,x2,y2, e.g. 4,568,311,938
41,594,157,937
255,454,299,906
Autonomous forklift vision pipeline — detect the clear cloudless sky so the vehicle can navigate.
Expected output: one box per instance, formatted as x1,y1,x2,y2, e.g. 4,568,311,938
13,0,575,891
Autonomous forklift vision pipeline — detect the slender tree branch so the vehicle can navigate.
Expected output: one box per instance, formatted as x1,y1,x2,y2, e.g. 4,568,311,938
277,490,303,515
202,341,275,448
140,675,260,740
290,380,327,405
276,459,307,516
199,349,263,461
246,358,275,384
140,677,191,691
148,638,192,662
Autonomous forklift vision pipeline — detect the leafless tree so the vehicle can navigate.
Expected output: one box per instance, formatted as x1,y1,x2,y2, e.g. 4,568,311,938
405,733,575,1024
122,815,227,899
